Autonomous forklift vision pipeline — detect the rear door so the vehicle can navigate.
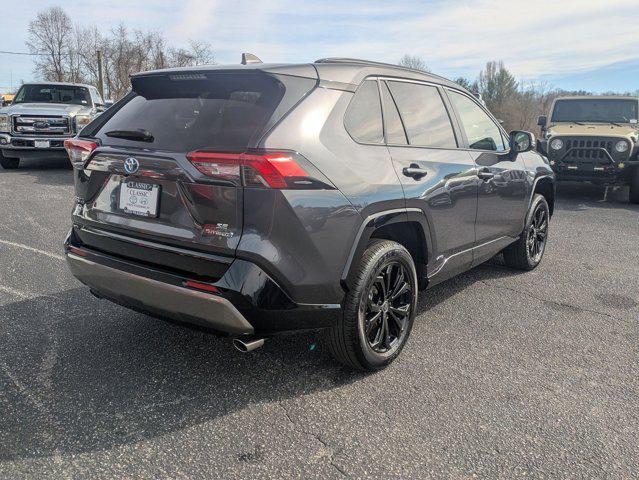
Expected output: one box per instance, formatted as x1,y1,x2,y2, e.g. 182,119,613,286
382,79,479,282
73,71,316,258
445,89,529,265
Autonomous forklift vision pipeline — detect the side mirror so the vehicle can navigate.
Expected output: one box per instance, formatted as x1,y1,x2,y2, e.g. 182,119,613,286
95,104,106,113
510,130,535,154
537,115,547,127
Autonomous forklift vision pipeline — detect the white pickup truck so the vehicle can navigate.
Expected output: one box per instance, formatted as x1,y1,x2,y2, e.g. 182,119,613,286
0,82,105,169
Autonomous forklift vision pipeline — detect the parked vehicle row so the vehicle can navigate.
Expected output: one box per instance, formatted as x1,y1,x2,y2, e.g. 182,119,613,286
61,57,554,370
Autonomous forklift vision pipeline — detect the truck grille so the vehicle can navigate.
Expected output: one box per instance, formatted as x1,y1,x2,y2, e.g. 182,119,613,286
550,136,630,163
12,115,71,136
564,138,614,160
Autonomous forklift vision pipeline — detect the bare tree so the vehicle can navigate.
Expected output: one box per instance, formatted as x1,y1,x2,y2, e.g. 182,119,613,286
26,6,73,81
25,7,216,100
398,54,429,72
188,40,214,66
168,40,214,68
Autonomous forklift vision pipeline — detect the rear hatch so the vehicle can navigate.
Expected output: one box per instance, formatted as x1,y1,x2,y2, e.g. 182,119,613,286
69,68,317,278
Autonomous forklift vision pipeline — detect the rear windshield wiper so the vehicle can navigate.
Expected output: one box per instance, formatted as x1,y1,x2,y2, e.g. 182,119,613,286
105,129,154,142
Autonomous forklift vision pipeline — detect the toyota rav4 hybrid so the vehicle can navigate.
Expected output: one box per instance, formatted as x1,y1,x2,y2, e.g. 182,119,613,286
63,58,555,371
537,95,639,203
0,82,106,169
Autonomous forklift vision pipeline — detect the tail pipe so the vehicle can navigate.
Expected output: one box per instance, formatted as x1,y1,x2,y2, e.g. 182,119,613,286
233,337,265,353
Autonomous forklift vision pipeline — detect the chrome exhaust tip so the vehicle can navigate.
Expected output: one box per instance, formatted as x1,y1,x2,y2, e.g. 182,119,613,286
233,337,265,353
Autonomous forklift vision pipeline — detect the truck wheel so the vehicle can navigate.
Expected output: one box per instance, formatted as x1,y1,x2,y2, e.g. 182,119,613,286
326,240,418,371
0,157,19,169
503,194,550,271
629,167,639,204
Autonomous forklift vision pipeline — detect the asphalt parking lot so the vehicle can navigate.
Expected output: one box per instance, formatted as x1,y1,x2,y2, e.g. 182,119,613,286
0,157,638,479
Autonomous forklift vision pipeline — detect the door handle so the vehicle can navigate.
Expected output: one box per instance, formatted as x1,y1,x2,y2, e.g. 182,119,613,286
477,168,494,181
402,163,428,180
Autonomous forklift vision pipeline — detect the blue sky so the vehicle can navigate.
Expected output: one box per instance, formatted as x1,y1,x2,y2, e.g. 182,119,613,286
1,0,638,94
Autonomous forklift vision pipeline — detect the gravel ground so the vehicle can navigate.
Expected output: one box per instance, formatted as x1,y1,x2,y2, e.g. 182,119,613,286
0,157,638,479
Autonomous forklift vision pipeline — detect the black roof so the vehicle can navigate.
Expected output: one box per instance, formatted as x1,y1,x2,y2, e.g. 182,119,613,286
132,57,464,92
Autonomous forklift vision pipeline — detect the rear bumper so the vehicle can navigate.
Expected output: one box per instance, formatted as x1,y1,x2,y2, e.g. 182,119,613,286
64,229,342,336
67,252,255,334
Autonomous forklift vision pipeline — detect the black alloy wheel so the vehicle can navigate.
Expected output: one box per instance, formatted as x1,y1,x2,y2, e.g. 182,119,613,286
326,240,418,371
503,193,550,271
526,202,548,263
362,261,412,354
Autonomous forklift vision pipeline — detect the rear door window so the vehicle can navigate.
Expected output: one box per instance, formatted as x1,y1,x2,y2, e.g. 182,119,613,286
448,90,506,151
94,72,313,152
387,81,457,148
381,82,408,145
344,80,384,144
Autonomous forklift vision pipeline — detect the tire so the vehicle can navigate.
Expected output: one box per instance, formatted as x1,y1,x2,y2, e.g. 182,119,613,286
326,240,418,371
503,194,550,271
629,167,639,204
0,156,19,169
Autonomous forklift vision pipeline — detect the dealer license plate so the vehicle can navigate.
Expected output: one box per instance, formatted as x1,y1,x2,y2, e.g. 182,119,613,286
118,181,160,217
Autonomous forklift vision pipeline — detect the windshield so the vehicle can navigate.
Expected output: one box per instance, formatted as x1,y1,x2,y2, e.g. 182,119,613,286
13,84,92,106
551,99,638,124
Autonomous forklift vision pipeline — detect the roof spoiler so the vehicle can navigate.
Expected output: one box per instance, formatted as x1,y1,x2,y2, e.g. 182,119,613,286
241,53,263,65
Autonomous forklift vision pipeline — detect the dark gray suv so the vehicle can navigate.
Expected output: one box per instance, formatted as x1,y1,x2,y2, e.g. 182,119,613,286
64,58,555,370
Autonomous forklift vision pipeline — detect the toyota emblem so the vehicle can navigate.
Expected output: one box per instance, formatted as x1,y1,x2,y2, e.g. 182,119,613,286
123,157,139,175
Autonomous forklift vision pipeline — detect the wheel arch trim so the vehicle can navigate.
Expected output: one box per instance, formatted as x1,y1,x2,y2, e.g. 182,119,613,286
340,207,433,290
529,174,555,214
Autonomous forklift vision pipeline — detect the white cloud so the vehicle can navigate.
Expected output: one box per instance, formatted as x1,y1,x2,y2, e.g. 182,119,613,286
2,0,638,89
161,0,639,81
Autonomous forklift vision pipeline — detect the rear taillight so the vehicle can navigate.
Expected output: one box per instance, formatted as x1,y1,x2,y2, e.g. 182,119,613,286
186,150,313,189
64,138,98,167
186,152,242,184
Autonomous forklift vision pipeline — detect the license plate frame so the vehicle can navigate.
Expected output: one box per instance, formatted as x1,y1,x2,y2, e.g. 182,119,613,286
118,180,161,218
34,140,50,148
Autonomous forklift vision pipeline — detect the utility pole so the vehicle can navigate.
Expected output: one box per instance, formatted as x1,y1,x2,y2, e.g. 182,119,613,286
97,50,104,99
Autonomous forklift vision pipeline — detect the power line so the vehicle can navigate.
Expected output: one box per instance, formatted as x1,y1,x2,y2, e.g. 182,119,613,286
0,50,50,56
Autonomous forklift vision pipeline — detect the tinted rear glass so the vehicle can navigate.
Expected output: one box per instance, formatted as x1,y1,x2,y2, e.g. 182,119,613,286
95,72,302,152
381,82,408,145
344,80,384,144
387,81,457,148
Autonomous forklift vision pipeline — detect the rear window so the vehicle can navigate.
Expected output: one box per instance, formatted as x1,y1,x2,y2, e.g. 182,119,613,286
344,80,384,144
94,72,314,152
387,81,457,148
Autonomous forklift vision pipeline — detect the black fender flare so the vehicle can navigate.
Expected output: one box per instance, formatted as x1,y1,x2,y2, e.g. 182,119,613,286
340,208,434,291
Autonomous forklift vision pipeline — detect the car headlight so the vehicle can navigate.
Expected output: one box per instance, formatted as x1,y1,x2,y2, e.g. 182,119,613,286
550,138,564,150
74,115,92,132
0,114,9,133
614,140,629,153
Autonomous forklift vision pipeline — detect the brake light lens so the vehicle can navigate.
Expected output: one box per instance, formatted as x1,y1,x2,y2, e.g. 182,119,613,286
64,138,98,167
243,153,308,189
186,152,242,183
186,150,311,189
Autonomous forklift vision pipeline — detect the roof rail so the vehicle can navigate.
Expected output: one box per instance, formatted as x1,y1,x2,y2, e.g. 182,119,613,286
314,57,451,83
